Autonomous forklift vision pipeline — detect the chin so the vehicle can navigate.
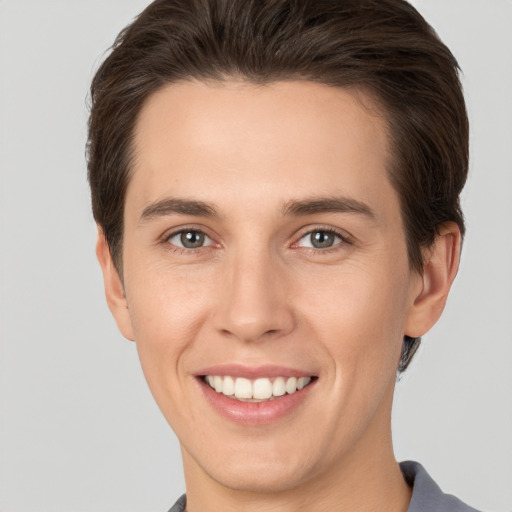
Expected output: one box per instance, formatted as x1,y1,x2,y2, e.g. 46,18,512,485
205,460,313,494
184,435,329,494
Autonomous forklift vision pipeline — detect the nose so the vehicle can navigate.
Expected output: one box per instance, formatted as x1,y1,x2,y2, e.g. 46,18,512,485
213,248,296,343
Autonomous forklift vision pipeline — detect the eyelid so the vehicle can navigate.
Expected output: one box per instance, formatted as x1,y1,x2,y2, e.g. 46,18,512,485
159,224,353,252
161,225,218,249
292,225,353,249
169,231,213,248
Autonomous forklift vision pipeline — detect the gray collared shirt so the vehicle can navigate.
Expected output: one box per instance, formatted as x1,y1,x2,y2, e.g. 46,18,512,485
400,461,480,512
167,460,481,512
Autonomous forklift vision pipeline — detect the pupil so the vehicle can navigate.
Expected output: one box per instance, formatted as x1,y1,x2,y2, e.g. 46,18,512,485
312,231,334,248
181,231,204,248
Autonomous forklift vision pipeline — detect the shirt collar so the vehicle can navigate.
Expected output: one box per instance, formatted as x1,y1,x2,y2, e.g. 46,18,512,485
400,460,480,512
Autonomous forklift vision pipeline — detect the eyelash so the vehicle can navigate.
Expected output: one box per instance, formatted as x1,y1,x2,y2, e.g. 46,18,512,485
162,227,216,255
293,227,352,254
161,226,352,255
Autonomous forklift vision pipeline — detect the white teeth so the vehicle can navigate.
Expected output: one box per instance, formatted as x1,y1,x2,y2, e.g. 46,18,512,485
297,376,311,390
204,375,313,400
253,378,273,399
214,375,223,393
272,377,286,397
222,376,235,396
285,376,297,394
234,377,253,399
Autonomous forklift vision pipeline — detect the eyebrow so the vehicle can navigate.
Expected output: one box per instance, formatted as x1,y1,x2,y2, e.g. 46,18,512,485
282,196,376,220
139,198,219,223
139,195,376,224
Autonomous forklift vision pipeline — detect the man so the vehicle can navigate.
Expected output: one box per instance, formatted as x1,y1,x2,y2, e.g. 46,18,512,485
87,0,479,510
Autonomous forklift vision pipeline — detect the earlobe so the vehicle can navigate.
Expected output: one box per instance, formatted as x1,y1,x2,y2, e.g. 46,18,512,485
405,223,462,338
95,228,135,341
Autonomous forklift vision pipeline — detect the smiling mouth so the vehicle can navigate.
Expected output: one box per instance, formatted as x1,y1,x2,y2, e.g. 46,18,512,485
202,375,314,402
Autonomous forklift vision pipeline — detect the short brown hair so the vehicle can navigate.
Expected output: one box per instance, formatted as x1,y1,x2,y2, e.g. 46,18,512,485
87,0,469,371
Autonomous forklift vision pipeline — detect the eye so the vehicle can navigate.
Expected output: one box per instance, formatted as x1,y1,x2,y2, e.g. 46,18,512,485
167,229,213,249
297,229,344,249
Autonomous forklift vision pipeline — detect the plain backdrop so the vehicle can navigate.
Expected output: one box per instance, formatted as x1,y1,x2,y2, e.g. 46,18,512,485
0,1,511,511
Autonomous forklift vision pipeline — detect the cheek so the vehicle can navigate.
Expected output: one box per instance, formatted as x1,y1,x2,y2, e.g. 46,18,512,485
300,261,410,378
123,266,213,391
126,259,212,334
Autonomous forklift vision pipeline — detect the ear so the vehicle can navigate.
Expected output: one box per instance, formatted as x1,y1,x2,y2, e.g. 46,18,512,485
405,222,462,338
95,227,135,341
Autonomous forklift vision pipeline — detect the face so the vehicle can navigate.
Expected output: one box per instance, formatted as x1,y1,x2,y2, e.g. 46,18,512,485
101,80,436,493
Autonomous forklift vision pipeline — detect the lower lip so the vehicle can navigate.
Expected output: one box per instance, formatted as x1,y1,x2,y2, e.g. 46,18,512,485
197,378,316,425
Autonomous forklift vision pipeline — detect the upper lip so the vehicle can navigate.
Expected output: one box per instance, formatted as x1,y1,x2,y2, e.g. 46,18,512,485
196,364,317,379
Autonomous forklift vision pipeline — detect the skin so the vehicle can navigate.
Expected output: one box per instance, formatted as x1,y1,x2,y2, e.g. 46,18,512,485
97,80,461,512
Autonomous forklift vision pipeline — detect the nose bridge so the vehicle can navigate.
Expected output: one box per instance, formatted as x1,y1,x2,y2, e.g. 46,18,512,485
214,244,294,342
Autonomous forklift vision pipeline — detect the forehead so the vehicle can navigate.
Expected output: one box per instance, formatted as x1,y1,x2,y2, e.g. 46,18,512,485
128,80,395,218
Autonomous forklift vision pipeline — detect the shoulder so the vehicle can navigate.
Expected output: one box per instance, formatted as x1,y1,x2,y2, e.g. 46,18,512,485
401,461,481,512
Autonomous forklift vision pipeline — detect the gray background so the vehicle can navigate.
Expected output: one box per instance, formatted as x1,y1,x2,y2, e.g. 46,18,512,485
0,0,510,510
